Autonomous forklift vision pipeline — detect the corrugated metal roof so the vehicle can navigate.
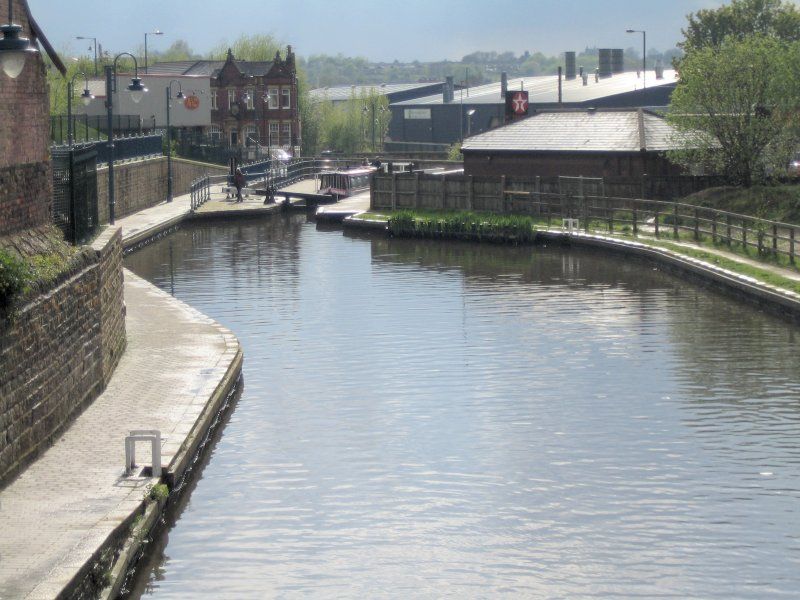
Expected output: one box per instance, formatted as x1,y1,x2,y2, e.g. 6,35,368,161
309,82,442,102
460,109,681,153
395,69,677,106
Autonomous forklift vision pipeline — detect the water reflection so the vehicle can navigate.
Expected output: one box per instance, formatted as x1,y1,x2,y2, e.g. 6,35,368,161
124,216,800,598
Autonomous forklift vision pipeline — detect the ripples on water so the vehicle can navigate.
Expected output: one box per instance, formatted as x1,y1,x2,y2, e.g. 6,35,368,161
124,215,800,598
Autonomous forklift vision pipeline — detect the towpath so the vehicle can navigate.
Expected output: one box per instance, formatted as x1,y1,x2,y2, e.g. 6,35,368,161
0,215,241,599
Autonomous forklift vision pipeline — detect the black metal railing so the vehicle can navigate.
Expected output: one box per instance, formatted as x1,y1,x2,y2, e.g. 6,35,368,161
190,175,212,210
51,143,99,244
96,134,163,165
50,114,147,144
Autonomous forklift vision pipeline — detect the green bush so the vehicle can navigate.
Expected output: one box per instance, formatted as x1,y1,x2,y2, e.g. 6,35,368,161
146,483,169,502
0,250,29,319
388,210,538,244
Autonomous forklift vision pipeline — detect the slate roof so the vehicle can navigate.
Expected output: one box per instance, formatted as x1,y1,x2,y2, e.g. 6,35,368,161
460,109,681,153
309,82,443,102
395,69,677,106
146,60,274,78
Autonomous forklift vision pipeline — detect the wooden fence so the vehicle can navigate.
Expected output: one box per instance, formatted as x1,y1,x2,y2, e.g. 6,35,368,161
371,173,798,265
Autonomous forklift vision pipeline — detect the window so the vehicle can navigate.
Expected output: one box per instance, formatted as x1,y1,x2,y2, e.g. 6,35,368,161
246,88,254,110
281,87,291,109
210,91,217,110
281,121,291,138
209,125,221,143
268,87,279,109
230,128,238,147
228,89,235,109
269,121,279,145
244,125,257,146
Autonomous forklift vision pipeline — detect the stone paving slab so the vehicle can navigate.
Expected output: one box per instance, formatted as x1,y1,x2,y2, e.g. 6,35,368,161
0,271,241,600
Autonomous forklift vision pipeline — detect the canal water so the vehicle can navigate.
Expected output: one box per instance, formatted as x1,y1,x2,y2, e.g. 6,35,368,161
124,215,800,598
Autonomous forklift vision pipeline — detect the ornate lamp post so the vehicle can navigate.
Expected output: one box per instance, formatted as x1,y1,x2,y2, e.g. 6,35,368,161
67,71,94,147
166,80,184,202
0,0,38,79
166,79,185,202
626,29,646,89
105,52,147,224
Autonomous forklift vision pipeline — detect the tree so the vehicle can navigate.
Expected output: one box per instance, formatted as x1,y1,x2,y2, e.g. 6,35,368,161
45,49,95,116
208,34,283,61
667,35,800,186
680,0,800,52
158,40,200,62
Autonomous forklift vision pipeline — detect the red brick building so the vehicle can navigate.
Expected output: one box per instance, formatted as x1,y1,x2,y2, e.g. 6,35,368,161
0,0,65,236
149,47,301,156
461,108,684,180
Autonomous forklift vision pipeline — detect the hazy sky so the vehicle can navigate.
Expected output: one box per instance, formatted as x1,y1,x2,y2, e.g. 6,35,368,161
27,0,734,62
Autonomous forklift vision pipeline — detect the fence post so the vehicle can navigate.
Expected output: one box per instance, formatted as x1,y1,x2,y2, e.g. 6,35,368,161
414,172,420,210
694,207,699,241
790,227,796,265
654,205,659,238
726,214,732,247
391,172,398,211
673,203,679,239
583,196,589,233
608,201,613,233
711,213,717,244
441,175,447,210
499,175,506,213
632,205,638,237
772,224,778,257
742,218,747,250
467,175,473,211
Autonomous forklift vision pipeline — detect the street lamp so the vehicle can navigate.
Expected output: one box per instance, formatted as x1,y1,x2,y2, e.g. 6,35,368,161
466,108,476,138
0,0,38,79
76,36,97,76
67,71,94,147
144,29,163,74
166,80,184,202
626,29,646,89
105,52,148,224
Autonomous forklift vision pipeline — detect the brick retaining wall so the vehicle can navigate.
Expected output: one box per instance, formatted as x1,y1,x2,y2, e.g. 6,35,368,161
0,163,52,237
0,0,53,236
0,228,126,488
97,158,227,224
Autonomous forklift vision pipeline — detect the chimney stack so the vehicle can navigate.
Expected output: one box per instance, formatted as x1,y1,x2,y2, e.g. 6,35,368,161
611,48,624,74
564,51,576,80
444,76,454,103
598,48,612,78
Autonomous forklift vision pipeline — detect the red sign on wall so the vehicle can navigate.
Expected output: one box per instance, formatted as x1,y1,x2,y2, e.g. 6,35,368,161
184,95,200,110
505,90,529,120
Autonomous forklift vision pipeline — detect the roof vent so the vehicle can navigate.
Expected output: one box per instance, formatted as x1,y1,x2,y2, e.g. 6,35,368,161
587,107,597,113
